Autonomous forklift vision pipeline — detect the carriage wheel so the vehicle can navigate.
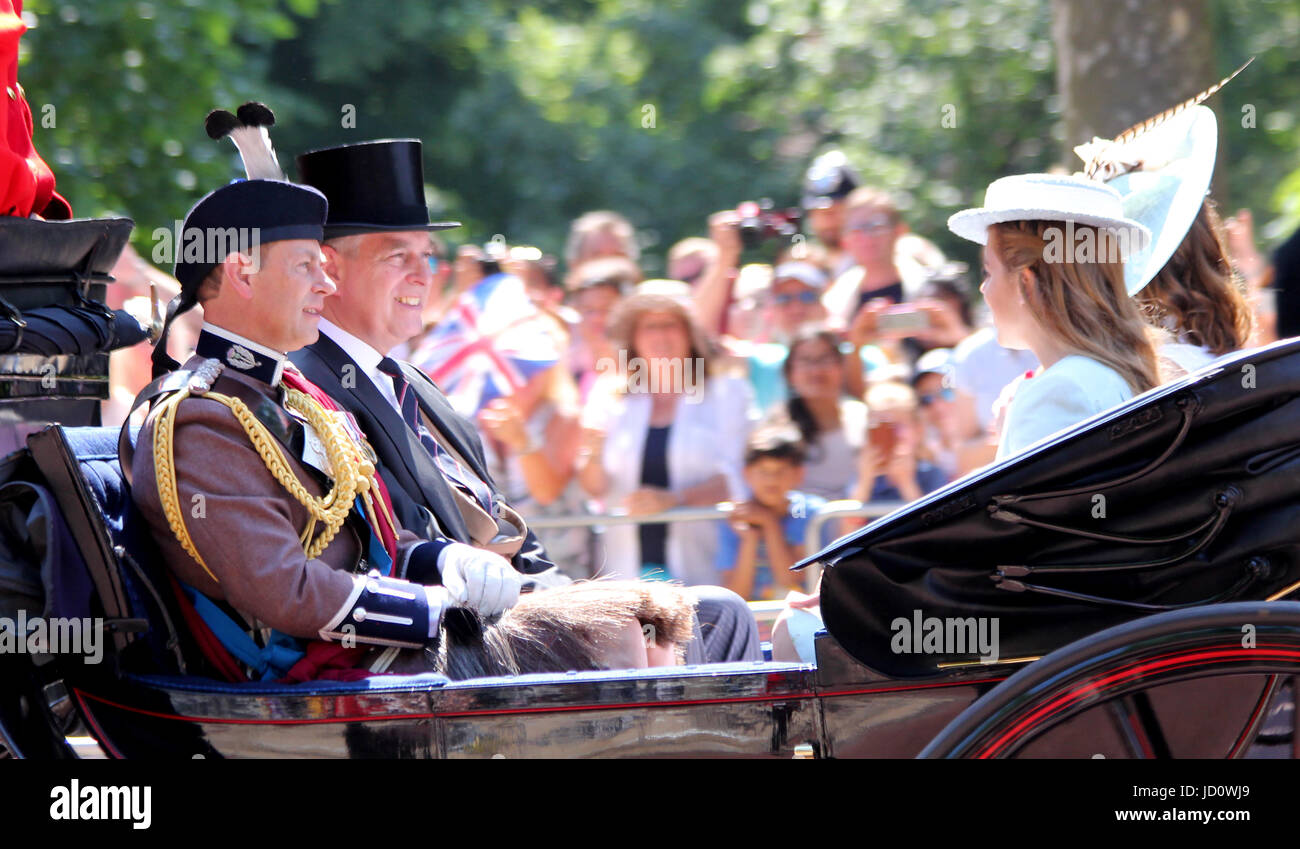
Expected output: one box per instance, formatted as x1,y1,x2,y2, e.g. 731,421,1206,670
919,601,1300,759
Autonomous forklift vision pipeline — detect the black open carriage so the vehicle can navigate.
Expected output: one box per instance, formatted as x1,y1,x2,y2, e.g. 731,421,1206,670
3,227,1300,756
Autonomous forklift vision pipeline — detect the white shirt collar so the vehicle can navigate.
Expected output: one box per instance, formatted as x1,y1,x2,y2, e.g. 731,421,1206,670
317,318,400,410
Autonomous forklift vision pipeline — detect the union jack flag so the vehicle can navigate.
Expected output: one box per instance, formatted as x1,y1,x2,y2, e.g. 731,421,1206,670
407,273,562,416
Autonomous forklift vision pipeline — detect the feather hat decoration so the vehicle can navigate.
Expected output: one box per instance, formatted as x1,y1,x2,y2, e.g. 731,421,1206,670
1074,58,1253,182
1073,59,1253,295
204,101,285,181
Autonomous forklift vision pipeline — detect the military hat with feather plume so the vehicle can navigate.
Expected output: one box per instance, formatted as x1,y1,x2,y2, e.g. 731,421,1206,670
152,102,327,377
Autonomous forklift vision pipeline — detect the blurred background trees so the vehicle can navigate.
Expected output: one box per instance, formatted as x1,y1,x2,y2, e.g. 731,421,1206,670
17,0,1300,273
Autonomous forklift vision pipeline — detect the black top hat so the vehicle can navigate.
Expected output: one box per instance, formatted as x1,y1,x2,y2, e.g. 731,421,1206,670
295,139,460,238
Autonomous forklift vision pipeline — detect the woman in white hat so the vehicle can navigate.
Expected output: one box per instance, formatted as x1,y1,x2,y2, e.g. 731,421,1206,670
948,173,1161,459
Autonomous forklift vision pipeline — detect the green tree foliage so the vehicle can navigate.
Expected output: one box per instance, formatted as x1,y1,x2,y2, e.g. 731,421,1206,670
708,0,1058,265
268,0,772,272
14,0,1300,272
1212,0,1300,242
19,0,318,244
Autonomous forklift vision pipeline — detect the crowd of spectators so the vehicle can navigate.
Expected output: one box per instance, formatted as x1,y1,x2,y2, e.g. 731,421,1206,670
104,150,1286,602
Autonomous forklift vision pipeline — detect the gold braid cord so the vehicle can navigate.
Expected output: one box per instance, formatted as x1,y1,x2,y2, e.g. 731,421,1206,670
152,386,378,582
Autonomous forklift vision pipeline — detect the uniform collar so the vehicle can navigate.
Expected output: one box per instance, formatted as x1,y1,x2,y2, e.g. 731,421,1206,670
196,323,287,387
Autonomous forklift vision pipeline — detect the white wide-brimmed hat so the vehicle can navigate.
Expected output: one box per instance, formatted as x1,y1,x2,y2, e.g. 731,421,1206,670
947,173,1152,256
1076,105,1218,296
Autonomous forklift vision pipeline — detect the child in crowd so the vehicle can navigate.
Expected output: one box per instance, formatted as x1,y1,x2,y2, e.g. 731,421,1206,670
716,426,826,601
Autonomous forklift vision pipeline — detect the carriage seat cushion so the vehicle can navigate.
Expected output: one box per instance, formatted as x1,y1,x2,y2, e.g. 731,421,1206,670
63,425,160,583
61,425,184,672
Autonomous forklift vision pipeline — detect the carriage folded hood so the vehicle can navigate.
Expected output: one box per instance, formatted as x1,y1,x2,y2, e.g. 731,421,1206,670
806,338,1300,677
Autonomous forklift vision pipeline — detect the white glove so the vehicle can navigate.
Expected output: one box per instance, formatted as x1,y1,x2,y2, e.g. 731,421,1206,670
436,543,523,616
423,585,453,638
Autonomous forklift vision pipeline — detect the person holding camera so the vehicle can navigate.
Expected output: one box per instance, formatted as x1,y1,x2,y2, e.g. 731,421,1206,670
823,188,912,324
853,379,949,505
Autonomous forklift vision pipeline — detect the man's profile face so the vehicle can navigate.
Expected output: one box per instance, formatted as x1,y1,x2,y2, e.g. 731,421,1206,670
321,231,436,354
245,239,334,352
807,201,846,250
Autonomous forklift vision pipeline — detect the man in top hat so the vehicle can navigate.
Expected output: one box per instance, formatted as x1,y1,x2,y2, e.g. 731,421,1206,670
129,178,480,680
290,139,545,609
291,140,761,665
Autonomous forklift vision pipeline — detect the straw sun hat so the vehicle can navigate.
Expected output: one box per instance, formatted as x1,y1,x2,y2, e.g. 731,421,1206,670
947,173,1153,260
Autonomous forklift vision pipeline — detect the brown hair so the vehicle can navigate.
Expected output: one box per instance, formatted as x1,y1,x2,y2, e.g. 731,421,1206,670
1136,199,1252,356
433,580,697,679
744,424,807,467
565,255,643,294
667,237,718,268
778,327,845,454
196,265,224,303
606,289,716,389
989,220,1161,395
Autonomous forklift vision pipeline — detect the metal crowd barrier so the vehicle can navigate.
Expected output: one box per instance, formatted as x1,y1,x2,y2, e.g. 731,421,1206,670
524,500,906,593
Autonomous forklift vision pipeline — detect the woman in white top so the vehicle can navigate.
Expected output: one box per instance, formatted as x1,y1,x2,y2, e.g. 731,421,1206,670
948,174,1163,460
577,280,757,585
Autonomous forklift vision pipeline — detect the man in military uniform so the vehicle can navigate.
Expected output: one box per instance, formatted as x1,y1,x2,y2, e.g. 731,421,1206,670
291,140,761,665
130,179,501,679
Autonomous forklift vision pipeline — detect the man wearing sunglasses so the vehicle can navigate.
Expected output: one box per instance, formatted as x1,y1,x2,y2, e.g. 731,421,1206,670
768,262,829,335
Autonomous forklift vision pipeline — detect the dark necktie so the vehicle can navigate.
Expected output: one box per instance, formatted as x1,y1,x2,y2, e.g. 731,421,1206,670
377,357,495,516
